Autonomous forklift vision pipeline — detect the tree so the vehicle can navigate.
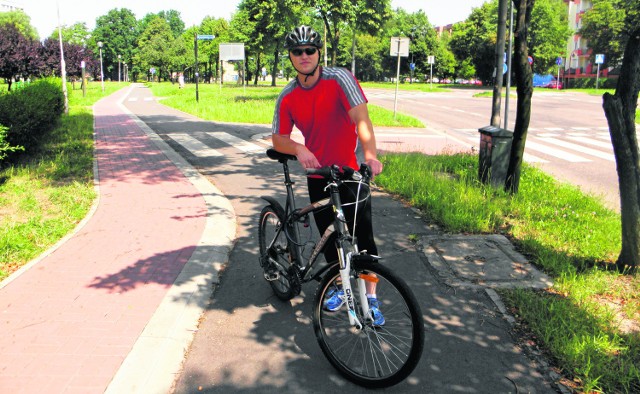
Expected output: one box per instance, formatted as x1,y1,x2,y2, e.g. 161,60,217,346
599,3,640,271
0,24,42,90
505,0,535,194
579,0,627,68
236,0,305,86
449,1,499,85
0,10,38,40
93,8,139,81
348,0,391,75
315,0,357,66
135,17,177,81
47,22,91,46
40,38,97,80
528,0,571,74
199,17,230,82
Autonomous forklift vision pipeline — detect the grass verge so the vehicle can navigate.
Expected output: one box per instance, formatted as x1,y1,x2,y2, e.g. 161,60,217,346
0,82,125,281
376,152,639,393
147,82,425,127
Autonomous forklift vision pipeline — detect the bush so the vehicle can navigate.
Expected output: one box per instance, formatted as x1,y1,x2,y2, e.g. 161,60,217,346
0,78,64,155
570,76,618,89
0,124,24,162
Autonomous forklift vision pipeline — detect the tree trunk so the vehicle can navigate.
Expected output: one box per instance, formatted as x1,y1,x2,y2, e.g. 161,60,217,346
602,29,640,272
320,14,339,67
254,56,261,86
271,49,279,87
505,0,535,194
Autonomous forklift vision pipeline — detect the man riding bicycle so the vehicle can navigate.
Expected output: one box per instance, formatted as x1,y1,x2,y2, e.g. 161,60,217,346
271,25,384,324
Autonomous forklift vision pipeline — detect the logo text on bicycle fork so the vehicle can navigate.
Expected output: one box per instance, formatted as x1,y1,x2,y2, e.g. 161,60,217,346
345,287,355,310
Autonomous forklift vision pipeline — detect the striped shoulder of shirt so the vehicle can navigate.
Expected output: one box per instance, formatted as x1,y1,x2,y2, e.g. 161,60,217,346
321,67,366,108
272,79,299,134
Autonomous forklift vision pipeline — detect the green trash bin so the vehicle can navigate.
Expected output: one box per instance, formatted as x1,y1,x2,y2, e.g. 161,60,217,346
478,126,513,187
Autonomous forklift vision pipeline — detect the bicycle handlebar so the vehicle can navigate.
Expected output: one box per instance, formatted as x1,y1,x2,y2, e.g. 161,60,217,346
306,164,371,183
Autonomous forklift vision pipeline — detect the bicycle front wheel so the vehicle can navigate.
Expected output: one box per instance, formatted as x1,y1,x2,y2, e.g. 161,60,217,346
313,260,424,388
258,205,295,300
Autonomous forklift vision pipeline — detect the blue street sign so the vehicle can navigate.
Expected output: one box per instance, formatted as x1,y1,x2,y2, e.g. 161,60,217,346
503,63,508,74
197,34,215,40
556,56,562,66
595,54,605,64
410,62,415,70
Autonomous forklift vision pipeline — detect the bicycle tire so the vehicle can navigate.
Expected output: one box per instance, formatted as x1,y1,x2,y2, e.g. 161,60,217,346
258,205,295,300
313,260,424,388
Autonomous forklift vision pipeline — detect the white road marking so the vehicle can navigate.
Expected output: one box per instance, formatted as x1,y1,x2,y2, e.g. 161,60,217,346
169,134,223,157
206,132,264,153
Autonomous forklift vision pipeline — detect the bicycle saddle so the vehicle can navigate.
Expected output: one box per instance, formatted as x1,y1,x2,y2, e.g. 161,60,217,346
267,148,297,163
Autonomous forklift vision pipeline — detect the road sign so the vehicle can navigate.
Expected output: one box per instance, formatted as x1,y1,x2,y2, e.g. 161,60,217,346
220,43,245,61
503,63,508,74
427,55,435,64
410,62,415,70
528,56,533,65
595,54,605,64
197,34,215,40
389,37,410,57
556,56,562,66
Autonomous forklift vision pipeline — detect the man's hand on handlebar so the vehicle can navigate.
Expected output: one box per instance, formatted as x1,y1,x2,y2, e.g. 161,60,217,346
365,158,383,178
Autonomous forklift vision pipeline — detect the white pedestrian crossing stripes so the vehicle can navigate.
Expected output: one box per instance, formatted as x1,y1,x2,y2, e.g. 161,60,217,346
168,128,615,165
464,129,614,164
535,137,614,161
168,131,266,158
205,132,263,153
168,134,223,157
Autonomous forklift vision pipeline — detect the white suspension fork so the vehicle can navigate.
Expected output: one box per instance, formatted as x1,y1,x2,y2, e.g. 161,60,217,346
338,249,363,330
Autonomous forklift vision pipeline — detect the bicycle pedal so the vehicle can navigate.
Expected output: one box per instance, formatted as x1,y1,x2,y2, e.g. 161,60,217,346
264,271,280,281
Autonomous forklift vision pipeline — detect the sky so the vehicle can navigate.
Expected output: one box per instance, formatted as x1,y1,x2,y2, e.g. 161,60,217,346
20,0,488,40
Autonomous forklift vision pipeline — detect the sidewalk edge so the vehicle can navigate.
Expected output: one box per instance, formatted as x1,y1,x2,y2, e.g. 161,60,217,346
105,86,237,394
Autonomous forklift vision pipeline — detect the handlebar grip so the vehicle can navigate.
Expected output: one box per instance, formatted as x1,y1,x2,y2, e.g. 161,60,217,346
305,166,335,179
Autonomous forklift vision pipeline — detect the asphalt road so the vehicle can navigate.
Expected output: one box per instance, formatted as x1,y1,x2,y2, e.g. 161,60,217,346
366,87,619,211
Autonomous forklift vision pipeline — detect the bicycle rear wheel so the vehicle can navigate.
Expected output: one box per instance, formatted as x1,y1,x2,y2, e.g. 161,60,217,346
313,260,424,388
258,206,296,300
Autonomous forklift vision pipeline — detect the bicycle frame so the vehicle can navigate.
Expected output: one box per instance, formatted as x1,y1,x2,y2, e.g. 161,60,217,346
263,149,373,328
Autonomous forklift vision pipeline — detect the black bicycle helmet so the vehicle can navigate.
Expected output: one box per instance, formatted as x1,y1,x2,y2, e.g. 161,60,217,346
285,25,323,49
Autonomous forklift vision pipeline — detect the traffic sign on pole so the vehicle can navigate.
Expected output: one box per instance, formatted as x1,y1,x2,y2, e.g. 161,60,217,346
197,34,215,40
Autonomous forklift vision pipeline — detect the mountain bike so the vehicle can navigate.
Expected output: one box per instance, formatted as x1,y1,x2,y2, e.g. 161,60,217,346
258,148,424,388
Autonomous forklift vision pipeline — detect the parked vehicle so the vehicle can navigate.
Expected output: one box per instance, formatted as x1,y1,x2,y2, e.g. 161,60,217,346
544,80,563,89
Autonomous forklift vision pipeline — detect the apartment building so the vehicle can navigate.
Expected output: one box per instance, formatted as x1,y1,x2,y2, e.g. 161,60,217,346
563,0,608,80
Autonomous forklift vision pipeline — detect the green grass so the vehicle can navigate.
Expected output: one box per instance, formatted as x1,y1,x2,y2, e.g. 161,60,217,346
0,81,125,281
360,81,454,92
148,82,425,127
376,152,639,393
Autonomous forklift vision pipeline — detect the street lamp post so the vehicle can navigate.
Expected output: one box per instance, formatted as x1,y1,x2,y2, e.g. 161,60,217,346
118,55,121,82
97,41,104,92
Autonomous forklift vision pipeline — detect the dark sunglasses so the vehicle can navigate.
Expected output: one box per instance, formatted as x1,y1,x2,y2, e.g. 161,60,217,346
290,47,318,56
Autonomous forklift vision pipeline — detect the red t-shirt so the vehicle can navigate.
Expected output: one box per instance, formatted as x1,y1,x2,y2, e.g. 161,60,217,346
272,67,367,170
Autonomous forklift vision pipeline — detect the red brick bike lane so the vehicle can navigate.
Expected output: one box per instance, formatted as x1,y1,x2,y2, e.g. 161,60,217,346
0,88,207,393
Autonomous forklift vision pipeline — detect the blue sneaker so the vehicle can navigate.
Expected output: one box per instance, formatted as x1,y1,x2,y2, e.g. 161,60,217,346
324,287,345,311
368,297,385,326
